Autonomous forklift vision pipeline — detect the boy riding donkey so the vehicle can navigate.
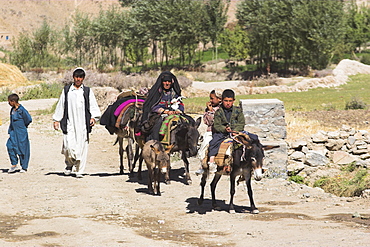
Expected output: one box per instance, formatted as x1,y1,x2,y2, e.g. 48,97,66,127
207,89,249,174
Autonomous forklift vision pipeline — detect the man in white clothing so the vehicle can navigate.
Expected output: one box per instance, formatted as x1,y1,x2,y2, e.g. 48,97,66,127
53,67,101,178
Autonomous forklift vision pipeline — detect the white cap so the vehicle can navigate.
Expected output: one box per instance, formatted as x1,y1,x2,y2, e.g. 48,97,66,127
73,67,86,73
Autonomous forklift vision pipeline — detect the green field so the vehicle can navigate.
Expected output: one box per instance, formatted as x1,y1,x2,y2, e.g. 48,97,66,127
184,74,370,112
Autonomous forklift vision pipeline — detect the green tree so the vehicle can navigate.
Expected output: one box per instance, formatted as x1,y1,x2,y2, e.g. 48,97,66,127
344,1,370,53
291,0,346,69
220,24,249,60
10,33,33,70
203,0,230,60
31,20,57,67
237,0,347,71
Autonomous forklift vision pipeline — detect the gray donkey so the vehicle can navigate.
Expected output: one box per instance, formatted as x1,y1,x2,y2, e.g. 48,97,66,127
142,140,173,195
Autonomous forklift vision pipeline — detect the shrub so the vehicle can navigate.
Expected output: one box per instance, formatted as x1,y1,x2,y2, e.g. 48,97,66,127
0,88,14,102
345,97,367,110
313,168,370,197
288,175,305,184
21,83,63,100
359,53,370,65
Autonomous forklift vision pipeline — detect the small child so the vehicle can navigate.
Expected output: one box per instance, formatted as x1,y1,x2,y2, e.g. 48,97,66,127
207,89,245,173
195,89,222,175
7,94,32,173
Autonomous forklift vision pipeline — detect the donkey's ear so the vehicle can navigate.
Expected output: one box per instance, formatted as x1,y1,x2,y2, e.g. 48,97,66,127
234,134,252,148
165,144,174,154
194,117,201,129
263,145,279,151
150,144,161,154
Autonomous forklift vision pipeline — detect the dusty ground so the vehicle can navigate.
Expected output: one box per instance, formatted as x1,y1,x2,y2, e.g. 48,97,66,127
0,99,369,247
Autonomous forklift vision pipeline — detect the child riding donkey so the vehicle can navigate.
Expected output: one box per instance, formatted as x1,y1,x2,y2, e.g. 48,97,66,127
195,89,222,175
207,89,246,173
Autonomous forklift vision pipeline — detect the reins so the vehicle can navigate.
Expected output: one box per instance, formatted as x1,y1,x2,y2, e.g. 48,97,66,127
230,132,250,163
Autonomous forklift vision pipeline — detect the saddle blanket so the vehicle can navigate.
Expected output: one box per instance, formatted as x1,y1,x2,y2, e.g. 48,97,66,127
159,115,187,145
214,138,233,166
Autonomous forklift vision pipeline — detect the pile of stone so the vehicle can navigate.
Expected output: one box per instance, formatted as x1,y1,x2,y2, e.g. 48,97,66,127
287,125,370,179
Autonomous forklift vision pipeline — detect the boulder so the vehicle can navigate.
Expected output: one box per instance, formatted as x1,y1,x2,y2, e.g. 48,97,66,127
287,161,305,175
332,151,358,165
305,151,329,167
290,151,305,161
312,131,328,143
325,139,345,151
290,139,307,149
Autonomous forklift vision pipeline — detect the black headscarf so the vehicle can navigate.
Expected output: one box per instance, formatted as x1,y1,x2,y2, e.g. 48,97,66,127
141,71,181,123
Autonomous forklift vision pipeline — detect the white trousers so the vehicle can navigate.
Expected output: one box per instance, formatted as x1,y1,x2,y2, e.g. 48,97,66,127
63,139,88,174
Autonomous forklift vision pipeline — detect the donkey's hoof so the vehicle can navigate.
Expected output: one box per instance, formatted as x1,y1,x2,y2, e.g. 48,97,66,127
251,209,259,214
165,180,171,185
229,209,236,214
186,179,192,185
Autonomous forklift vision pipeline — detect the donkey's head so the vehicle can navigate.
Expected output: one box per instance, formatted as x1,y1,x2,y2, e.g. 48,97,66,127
182,117,201,157
151,143,173,174
233,133,265,181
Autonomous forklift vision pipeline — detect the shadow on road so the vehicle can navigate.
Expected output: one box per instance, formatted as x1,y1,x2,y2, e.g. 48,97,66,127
185,197,253,214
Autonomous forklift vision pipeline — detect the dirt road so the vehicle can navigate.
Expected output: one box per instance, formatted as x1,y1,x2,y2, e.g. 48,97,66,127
0,99,369,246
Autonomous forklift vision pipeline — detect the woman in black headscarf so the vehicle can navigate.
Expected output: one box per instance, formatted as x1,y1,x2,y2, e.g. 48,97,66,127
141,71,184,141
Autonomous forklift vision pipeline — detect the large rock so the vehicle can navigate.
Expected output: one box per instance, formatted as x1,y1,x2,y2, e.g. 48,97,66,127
331,151,358,165
290,151,305,161
305,151,329,167
325,139,345,151
311,131,328,143
287,161,305,175
290,139,307,150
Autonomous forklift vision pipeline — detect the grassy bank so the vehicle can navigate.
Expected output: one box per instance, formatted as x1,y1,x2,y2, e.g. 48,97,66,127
184,74,370,112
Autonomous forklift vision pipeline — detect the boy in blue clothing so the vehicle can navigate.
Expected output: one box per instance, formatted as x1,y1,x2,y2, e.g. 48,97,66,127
7,94,32,173
207,89,245,173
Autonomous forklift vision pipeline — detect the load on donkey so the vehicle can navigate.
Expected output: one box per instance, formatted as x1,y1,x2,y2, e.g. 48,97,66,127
100,88,147,176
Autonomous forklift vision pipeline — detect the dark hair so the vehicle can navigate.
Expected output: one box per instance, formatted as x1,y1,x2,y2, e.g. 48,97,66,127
8,93,19,102
210,89,222,99
222,89,235,99
73,68,86,78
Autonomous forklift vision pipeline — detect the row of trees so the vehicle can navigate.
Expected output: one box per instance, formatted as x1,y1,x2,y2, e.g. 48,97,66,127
7,0,370,72
10,0,229,71
236,0,370,72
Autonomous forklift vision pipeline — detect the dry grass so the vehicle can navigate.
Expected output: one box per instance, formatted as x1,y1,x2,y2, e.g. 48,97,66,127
285,112,336,142
0,62,29,88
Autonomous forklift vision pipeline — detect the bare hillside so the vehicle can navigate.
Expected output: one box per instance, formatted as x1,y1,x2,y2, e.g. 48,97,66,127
2,0,238,44
0,0,119,45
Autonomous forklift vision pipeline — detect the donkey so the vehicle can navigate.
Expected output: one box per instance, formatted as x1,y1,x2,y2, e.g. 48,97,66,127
142,140,172,195
167,116,201,185
198,132,277,214
114,104,144,176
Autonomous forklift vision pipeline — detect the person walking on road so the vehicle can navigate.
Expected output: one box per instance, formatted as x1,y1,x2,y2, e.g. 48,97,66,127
53,67,101,178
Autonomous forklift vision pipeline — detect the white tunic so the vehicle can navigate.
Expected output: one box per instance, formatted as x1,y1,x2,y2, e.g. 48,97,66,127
53,85,101,161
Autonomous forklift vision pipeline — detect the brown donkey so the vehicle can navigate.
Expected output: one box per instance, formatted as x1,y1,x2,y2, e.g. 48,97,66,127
142,140,173,195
